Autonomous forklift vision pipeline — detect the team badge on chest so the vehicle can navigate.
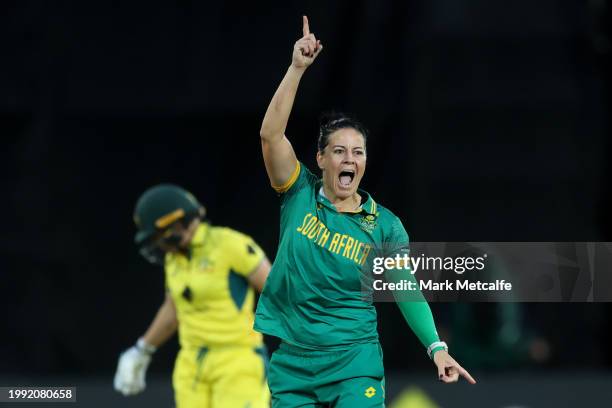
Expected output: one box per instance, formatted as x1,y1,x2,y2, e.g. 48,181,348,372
359,214,377,233
198,258,215,272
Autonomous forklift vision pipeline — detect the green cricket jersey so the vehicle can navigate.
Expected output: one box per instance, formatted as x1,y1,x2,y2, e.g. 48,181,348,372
254,162,409,350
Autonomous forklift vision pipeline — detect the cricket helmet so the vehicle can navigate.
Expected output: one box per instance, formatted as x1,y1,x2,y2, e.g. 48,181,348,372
133,184,205,262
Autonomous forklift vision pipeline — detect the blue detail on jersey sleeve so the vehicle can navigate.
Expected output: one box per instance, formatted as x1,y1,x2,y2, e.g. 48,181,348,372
228,269,248,310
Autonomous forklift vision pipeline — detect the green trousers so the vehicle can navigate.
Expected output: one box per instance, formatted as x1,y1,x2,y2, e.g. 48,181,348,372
268,341,385,408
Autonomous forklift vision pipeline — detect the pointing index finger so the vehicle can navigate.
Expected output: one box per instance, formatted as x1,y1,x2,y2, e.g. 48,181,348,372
458,366,477,384
302,15,310,37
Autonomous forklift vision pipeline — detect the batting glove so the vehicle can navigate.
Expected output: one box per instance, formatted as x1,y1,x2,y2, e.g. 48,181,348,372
113,338,156,396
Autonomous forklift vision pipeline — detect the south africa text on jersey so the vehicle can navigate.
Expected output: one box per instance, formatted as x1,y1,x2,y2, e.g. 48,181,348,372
296,213,372,266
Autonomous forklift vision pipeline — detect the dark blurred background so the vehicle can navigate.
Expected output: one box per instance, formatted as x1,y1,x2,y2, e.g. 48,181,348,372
1,0,612,406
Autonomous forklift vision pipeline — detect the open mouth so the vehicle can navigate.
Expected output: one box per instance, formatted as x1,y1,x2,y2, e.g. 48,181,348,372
338,170,355,188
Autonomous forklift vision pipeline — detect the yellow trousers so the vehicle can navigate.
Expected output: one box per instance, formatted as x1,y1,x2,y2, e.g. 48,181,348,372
173,345,270,408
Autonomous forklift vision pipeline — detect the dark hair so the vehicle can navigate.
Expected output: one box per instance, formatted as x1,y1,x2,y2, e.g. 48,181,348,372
318,111,368,153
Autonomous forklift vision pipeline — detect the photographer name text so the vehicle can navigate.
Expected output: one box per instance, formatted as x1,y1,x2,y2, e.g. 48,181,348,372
373,279,512,292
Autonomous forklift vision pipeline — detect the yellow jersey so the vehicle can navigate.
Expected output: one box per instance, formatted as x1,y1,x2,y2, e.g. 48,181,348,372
165,223,265,349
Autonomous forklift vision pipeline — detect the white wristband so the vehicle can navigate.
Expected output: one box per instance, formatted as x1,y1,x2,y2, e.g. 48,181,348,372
427,341,448,359
136,338,157,355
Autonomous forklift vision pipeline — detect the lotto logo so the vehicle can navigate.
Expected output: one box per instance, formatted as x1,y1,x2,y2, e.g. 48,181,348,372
364,386,376,398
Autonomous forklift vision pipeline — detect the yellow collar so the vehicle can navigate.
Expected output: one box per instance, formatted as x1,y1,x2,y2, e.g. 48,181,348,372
189,222,210,248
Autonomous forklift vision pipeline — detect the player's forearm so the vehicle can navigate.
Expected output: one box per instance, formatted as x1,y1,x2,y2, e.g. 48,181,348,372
260,65,306,144
386,268,440,348
396,299,440,349
142,297,178,348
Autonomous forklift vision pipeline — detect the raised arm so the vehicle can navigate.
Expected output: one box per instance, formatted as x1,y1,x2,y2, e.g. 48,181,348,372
260,16,323,188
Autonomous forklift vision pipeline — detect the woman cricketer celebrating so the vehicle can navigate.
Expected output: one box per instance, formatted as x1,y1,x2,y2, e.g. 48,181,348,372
114,184,271,408
254,16,476,407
